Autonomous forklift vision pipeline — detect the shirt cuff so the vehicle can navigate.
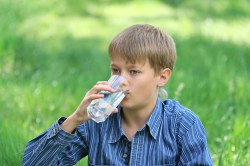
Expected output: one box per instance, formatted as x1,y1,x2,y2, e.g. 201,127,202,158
46,117,76,145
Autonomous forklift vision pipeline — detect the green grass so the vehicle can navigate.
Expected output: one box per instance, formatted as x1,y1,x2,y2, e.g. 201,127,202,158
0,0,249,165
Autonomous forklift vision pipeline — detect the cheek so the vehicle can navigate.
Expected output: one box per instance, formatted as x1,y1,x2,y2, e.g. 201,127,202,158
133,81,153,95
128,75,158,95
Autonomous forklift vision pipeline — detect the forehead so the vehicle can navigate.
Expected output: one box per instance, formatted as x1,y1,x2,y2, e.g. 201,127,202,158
110,57,147,68
110,57,158,75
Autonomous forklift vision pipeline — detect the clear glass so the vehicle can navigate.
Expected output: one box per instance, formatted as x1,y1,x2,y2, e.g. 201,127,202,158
87,75,127,123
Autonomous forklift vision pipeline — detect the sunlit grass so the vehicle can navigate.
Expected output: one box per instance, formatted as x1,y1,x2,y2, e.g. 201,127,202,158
16,0,250,47
0,0,249,165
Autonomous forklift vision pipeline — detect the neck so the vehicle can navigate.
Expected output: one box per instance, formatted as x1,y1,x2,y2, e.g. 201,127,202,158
121,98,157,141
122,98,158,129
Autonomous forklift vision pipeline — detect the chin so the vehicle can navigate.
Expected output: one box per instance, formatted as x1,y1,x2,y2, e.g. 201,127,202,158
120,99,129,108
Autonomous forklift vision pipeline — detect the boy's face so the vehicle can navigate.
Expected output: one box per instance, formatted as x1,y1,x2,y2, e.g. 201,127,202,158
110,57,161,111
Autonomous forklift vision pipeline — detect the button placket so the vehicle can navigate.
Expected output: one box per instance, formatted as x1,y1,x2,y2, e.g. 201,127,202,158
129,131,145,166
123,153,128,158
122,137,131,163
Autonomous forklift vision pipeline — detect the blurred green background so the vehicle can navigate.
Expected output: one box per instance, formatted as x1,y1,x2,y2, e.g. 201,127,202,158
0,0,249,165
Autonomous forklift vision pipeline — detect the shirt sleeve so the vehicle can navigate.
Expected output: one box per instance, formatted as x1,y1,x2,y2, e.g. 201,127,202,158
22,117,88,166
178,118,213,166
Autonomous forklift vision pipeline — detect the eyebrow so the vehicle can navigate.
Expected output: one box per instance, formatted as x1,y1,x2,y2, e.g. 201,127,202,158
110,63,117,67
110,63,142,68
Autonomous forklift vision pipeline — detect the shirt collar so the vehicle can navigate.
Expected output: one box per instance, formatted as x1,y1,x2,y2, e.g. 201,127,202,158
108,98,163,143
108,106,125,143
145,98,163,140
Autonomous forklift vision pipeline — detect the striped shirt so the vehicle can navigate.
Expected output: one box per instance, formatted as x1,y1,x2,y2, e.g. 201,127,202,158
23,99,213,165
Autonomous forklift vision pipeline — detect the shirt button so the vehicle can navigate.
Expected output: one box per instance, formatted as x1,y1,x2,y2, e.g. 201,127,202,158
53,128,57,135
123,153,128,158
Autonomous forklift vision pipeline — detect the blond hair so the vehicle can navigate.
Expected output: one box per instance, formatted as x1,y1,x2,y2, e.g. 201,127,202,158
108,24,176,74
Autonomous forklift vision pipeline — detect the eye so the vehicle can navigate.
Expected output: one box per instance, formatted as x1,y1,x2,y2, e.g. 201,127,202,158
111,68,120,75
130,70,140,75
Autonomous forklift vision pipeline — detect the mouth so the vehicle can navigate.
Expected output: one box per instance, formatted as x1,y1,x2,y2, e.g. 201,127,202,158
123,90,130,95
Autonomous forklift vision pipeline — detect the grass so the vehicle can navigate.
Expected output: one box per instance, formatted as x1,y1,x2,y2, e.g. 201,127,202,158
0,0,249,165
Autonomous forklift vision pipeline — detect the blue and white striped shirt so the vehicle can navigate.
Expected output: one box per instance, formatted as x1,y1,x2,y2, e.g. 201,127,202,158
23,99,213,165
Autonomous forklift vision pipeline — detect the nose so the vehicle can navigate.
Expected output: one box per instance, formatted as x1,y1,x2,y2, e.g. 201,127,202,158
119,73,129,90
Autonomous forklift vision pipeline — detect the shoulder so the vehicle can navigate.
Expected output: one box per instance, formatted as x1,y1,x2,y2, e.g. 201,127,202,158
162,99,204,135
162,99,198,120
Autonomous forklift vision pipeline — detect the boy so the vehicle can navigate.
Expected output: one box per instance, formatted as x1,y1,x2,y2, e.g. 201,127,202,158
23,24,213,165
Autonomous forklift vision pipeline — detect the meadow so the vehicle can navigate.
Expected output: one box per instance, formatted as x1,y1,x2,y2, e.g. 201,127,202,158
0,0,249,165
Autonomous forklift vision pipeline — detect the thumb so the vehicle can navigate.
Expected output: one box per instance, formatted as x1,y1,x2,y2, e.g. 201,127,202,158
112,108,119,114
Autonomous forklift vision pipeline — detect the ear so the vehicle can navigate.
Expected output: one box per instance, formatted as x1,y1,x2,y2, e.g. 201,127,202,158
157,68,172,87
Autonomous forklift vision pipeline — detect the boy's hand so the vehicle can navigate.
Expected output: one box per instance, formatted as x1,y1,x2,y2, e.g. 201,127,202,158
60,81,115,133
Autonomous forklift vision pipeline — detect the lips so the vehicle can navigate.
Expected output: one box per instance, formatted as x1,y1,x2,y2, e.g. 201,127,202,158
123,90,129,95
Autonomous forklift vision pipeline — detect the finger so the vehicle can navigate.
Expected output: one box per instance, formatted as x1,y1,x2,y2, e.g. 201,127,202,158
84,93,104,104
112,108,118,114
76,93,104,112
96,81,109,85
88,84,115,95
